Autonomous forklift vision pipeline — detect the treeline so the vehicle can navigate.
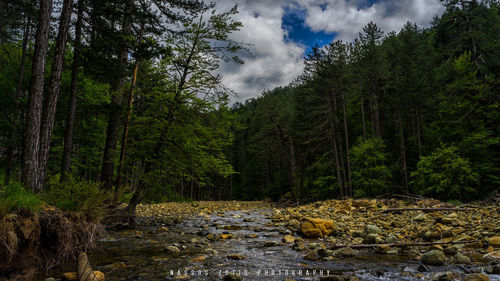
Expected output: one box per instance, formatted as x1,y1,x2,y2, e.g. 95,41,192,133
228,1,500,202
0,0,242,215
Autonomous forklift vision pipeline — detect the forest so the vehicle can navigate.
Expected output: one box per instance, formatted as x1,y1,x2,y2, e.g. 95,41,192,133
0,0,499,217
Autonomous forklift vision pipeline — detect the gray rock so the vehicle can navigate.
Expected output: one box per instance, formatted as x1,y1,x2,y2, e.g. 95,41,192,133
453,252,470,264
444,245,458,255
422,250,446,266
333,247,357,257
363,233,380,244
364,224,382,235
431,271,455,281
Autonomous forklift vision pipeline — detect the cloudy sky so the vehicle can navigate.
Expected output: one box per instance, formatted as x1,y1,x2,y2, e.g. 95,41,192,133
214,0,445,103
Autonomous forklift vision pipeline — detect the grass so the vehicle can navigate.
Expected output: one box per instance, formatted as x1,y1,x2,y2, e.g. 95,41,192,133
0,181,43,216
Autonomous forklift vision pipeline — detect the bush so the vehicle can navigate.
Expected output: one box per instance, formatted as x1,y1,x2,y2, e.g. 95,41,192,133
351,138,392,197
0,182,43,216
43,175,108,220
410,145,479,200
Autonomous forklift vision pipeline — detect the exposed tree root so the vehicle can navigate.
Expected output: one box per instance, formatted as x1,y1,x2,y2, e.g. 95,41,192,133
0,207,105,279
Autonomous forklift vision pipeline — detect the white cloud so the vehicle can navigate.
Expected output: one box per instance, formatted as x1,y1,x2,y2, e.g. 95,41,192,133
212,0,445,103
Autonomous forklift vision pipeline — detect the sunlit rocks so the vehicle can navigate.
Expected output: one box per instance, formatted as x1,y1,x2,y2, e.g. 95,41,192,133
300,218,335,238
422,250,446,265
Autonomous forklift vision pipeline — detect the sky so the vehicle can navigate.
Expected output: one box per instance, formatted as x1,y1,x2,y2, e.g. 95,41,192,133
214,0,445,103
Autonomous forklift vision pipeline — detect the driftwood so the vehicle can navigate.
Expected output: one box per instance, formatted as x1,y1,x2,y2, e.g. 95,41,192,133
77,252,99,281
329,240,480,249
382,207,474,213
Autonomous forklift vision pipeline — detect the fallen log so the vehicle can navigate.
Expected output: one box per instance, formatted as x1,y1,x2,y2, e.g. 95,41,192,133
382,207,474,213
329,240,480,249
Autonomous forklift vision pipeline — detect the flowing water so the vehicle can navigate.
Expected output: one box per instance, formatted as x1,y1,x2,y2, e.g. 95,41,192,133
83,209,499,281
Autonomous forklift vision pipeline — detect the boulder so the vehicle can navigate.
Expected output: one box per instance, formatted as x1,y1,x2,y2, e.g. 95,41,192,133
363,233,380,244
363,224,382,235
166,246,180,253
292,239,306,251
422,250,446,266
300,218,335,238
453,252,470,264
282,235,295,243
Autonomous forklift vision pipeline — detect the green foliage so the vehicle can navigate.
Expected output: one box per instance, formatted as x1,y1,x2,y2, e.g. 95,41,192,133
350,138,392,197
43,176,108,219
0,182,43,216
410,145,479,200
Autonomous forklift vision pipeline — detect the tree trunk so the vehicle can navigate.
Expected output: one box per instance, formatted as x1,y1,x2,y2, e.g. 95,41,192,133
114,58,139,204
61,0,84,181
398,113,408,193
288,135,298,200
22,0,53,192
360,90,366,141
327,91,344,197
101,2,133,190
342,92,352,197
38,0,74,188
416,107,422,157
0,0,3,44
5,15,30,183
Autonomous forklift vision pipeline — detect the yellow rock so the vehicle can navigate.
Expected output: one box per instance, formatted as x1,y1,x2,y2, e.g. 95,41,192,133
63,271,104,281
486,246,494,253
189,255,206,262
489,236,500,247
300,218,335,238
156,226,168,232
432,245,444,251
220,234,233,239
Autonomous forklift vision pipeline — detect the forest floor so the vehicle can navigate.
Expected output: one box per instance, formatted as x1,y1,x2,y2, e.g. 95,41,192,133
42,199,500,281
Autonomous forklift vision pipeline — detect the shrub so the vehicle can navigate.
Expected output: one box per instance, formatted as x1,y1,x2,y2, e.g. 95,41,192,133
410,145,479,200
43,175,108,220
0,182,43,216
351,138,392,197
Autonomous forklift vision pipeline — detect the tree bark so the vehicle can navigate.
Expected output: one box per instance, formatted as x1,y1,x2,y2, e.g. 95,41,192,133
342,91,352,197
327,91,344,198
38,0,74,188
360,90,366,141
114,58,139,204
101,2,133,190
61,0,84,180
22,0,53,192
397,112,408,194
5,15,30,183
288,135,298,200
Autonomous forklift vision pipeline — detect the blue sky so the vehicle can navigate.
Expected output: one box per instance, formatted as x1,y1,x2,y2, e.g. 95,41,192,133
282,5,336,53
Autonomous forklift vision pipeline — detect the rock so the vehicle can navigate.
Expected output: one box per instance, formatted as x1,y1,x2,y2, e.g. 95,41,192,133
444,246,458,255
166,246,180,253
207,233,219,241
292,239,306,251
304,248,328,261
413,213,427,221
418,263,431,272
333,247,357,257
464,273,490,281
493,264,500,274
63,272,78,280
282,235,295,243
431,271,455,281
220,234,233,239
363,233,380,244
489,236,500,247
221,225,242,230
245,233,258,238
222,274,242,281
263,241,280,247
375,244,391,254
44,278,56,281
103,262,129,269
190,237,199,243
422,250,446,266
453,252,470,264
189,255,205,262
156,226,168,232
227,254,245,260
300,218,335,238
383,235,400,244
197,229,209,236
63,271,104,281
363,224,382,235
